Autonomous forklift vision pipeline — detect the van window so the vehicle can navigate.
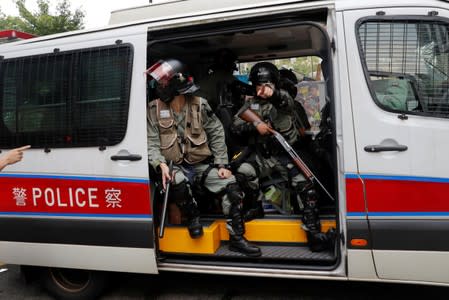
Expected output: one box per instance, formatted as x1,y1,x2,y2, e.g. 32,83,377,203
357,19,449,116
0,44,133,148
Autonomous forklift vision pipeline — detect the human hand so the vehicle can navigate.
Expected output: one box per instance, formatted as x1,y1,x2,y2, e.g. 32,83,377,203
218,168,232,179
4,145,31,165
0,145,30,171
159,162,172,190
256,84,274,99
256,122,271,135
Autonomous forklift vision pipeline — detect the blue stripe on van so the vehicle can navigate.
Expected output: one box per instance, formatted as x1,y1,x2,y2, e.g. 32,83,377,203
347,212,366,217
344,173,360,179
345,173,449,184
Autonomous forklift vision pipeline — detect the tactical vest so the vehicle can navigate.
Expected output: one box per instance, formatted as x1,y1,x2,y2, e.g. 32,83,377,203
149,96,212,164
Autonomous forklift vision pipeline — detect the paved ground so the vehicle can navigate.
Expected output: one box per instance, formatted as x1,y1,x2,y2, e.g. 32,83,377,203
1,264,449,299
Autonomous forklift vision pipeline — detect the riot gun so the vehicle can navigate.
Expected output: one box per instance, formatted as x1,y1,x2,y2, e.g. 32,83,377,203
159,160,173,238
238,108,335,202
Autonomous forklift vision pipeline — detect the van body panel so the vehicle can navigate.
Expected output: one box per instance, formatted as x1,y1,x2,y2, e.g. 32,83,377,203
334,10,374,278
1,0,448,287
0,25,157,273
345,5,449,283
336,0,447,11
0,25,148,57
0,241,158,274
373,250,449,283
347,249,377,280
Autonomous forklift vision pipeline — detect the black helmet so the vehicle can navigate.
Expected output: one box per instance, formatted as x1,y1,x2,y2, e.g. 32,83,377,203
211,48,237,72
279,68,299,98
279,68,298,84
249,62,280,87
146,59,199,103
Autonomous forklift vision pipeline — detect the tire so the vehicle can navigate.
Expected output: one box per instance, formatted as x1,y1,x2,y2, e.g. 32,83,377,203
39,267,109,300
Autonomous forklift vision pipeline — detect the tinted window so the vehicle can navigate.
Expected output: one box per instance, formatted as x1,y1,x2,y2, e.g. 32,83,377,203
357,19,449,116
0,44,133,148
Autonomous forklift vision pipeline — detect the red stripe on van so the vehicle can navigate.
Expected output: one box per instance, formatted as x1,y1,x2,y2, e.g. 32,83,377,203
365,179,449,213
0,177,151,216
346,177,365,213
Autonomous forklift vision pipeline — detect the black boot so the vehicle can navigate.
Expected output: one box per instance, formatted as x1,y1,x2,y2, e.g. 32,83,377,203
244,192,265,222
304,228,335,252
244,201,265,222
233,172,264,222
172,183,203,239
301,189,334,252
182,201,203,239
229,234,262,257
227,205,261,257
225,183,261,257
187,215,203,239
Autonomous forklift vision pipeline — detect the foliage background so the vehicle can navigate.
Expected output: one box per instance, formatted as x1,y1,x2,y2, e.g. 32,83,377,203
240,56,323,81
0,0,85,35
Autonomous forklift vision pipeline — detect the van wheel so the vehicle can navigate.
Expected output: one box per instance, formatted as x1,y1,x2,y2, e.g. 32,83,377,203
40,267,109,300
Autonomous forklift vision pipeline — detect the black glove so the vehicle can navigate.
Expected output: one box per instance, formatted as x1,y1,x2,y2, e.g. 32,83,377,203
231,123,256,136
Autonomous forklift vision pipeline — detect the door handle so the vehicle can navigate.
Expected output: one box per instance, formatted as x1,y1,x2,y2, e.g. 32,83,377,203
110,154,142,161
364,145,408,153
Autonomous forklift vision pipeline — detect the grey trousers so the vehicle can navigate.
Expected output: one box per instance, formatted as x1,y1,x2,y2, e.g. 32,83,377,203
172,163,237,215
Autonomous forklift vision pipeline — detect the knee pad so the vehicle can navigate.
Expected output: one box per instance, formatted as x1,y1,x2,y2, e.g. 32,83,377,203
170,181,191,206
225,183,245,205
236,164,259,193
234,173,255,192
235,173,247,185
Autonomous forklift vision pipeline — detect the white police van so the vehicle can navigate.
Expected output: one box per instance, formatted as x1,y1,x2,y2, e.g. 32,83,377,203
1,0,449,298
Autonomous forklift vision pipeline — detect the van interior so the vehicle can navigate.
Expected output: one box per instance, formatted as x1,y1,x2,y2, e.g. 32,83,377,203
146,9,339,270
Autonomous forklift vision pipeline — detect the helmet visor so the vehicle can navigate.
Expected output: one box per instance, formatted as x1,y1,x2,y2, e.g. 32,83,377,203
145,60,179,87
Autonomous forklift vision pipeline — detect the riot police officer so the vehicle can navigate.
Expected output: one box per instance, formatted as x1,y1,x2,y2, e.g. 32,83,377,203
232,62,334,252
147,59,261,257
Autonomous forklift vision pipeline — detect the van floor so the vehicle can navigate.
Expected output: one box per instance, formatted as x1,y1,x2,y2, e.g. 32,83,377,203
160,243,336,267
157,215,337,268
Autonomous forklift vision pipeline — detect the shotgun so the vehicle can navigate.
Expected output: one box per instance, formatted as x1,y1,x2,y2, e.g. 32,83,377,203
159,160,173,238
238,108,334,202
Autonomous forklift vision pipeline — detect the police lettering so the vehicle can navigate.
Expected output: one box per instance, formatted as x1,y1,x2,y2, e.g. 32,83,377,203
31,187,99,208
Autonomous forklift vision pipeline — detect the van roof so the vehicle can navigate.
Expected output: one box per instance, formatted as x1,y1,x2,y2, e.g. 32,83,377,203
109,0,448,26
108,0,332,26
0,0,327,49
0,0,446,49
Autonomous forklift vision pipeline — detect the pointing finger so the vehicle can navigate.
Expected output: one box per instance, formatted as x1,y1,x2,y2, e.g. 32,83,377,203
16,145,31,151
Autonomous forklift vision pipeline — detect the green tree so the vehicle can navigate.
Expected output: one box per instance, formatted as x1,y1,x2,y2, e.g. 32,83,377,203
0,0,85,35
240,56,323,80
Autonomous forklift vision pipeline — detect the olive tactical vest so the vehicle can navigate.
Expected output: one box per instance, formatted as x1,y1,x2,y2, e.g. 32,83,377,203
149,96,212,164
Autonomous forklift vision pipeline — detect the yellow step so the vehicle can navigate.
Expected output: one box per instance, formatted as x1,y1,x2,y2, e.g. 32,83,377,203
158,221,221,254
215,219,336,242
158,219,336,254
